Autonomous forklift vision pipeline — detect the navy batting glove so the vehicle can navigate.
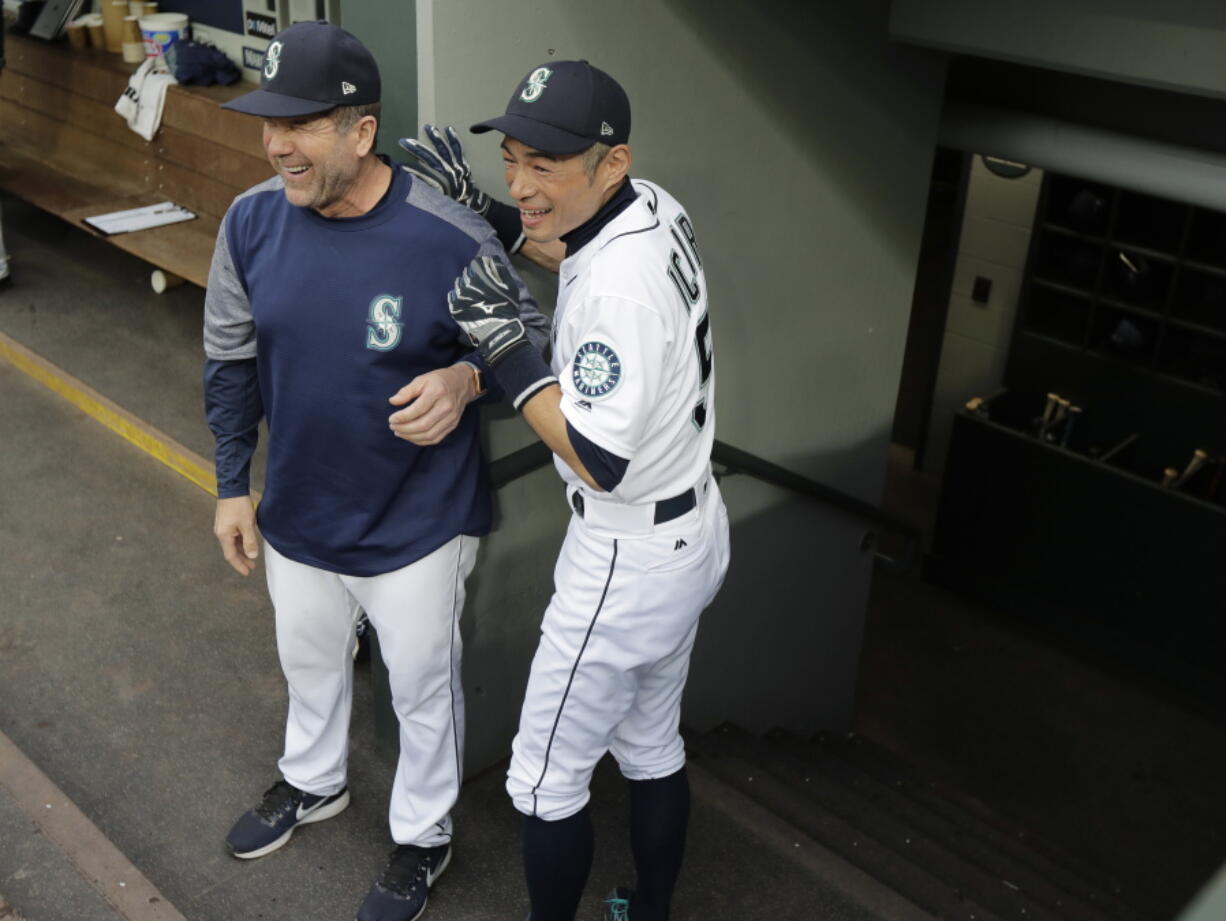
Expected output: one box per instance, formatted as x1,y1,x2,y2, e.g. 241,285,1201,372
448,256,529,365
448,256,556,409
398,124,492,216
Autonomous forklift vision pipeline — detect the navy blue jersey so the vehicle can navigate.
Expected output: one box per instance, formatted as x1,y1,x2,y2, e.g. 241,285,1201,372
203,163,549,576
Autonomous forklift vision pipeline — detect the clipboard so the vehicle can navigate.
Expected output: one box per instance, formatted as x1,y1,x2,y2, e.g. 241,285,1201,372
82,202,198,236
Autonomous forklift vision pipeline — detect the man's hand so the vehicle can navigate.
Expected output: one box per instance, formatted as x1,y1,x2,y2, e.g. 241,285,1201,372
448,255,529,367
398,125,491,216
388,364,475,445
520,239,566,274
214,496,260,576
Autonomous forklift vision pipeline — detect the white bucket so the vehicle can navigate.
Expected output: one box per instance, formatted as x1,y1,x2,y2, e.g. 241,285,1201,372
139,12,188,58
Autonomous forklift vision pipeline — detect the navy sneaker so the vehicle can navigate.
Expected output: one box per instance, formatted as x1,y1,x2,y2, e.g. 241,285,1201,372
603,887,633,921
226,779,349,859
355,842,451,921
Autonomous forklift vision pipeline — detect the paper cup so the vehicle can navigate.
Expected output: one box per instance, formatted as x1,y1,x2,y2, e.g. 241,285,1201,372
86,22,105,48
139,12,188,58
102,0,128,53
66,22,88,49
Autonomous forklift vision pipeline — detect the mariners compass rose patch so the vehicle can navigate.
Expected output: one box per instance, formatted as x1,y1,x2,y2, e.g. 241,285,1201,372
572,341,622,398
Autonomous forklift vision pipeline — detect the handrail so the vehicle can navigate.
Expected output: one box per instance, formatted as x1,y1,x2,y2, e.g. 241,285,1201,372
486,438,920,574
711,441,920,574
488,440,553,489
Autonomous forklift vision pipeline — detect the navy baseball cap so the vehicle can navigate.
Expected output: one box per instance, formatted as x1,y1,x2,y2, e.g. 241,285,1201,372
222,21,380,118
471,60,630,155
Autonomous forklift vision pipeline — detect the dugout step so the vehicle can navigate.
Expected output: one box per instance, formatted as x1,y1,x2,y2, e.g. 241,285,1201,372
685,724,1146,921
793,730,1145,921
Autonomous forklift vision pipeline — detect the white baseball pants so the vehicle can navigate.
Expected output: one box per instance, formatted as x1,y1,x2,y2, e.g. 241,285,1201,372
507,479,730,820
264,534,477,847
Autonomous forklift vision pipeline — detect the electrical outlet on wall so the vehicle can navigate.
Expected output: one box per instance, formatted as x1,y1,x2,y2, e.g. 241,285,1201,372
972,275,993,306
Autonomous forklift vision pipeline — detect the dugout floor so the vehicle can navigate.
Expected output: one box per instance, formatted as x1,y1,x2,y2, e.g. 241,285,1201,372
2,190,1225,921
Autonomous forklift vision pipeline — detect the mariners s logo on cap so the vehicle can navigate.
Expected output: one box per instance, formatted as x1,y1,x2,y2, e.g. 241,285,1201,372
520,67,552,103
573,341,622,398
222,21,381,119
264,40,282,79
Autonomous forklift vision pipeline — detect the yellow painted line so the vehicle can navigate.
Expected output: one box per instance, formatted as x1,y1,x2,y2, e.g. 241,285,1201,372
0,332,219,497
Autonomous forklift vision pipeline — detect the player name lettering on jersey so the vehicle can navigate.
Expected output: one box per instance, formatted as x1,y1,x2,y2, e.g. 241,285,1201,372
667,214,702,311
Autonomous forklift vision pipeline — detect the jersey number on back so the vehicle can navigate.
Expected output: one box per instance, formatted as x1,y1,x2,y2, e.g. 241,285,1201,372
666,214,713,431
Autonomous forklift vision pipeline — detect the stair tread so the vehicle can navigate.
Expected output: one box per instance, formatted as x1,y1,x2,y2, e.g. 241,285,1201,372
687,725,1151,921
689,735,1005,921
800,729,1148,921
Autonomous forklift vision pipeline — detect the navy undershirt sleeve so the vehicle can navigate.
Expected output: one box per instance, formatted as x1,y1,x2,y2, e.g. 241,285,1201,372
486,200,525,254
566,420,629,492
203,357,263,498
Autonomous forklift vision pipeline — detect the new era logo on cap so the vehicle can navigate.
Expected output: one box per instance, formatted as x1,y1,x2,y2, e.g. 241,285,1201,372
222,21,381,118
471,59,630,156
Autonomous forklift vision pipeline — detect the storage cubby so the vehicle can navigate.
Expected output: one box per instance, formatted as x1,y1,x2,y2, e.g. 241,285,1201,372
1016,174,1226,398
1172,267,1226,333
932,171,1226,706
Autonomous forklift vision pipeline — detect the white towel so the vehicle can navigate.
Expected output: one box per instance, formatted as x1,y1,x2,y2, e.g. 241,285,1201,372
114,58,178,141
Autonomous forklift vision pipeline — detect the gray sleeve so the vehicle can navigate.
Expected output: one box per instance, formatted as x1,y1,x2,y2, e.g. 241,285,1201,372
405,169,551,356
203,213,256,361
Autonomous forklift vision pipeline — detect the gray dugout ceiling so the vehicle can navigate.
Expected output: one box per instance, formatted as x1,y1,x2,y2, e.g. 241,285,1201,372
891,0,1226,208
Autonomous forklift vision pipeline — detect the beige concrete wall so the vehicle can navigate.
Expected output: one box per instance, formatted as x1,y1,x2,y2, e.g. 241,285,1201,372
414,0,948,765
924,156,1042,475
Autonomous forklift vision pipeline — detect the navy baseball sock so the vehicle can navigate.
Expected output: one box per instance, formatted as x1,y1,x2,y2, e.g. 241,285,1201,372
522,807,593,921
628,768,690,921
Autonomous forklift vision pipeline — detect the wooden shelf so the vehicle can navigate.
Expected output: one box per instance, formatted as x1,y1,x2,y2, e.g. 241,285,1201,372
0,33,268,288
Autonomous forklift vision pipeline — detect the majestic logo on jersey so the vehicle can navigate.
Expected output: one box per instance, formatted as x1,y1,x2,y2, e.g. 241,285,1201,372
366,294,403,351
263,41,282,80
520,67,552,102
572,341,622,398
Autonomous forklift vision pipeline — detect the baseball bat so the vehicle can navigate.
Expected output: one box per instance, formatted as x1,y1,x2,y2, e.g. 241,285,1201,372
1174,448,1209,488
1161,467,1179,488
1037,392,1059,437
1044,397,1071,442
1060,405,1083,448
1042,392,1058,422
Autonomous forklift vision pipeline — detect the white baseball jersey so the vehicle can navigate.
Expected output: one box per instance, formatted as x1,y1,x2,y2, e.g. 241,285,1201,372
507,178,730,821
553,179,714,506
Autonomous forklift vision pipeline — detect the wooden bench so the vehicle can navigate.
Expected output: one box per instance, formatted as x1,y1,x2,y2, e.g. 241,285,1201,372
0,33,269,289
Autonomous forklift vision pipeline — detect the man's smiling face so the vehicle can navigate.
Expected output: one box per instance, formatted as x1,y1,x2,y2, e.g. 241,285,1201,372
500,137,614,244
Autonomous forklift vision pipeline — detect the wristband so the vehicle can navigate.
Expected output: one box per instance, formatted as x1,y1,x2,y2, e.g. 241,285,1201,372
488,342,556,410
